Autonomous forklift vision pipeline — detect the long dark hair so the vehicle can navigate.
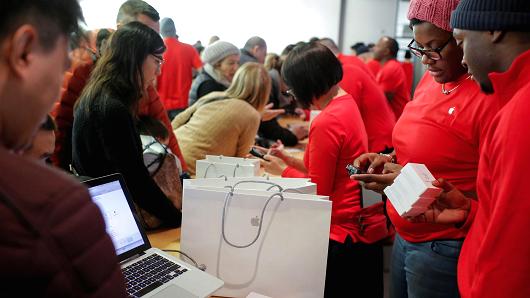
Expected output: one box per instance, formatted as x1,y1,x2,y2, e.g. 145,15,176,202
78,21,165,114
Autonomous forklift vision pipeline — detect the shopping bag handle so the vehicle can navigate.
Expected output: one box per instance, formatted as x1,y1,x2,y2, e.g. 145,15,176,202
203,162,242,178
227,180,284,192
221,181,287,248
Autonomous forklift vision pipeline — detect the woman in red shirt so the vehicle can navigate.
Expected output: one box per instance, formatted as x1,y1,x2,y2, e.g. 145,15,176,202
351,0,500,297
261,42,389,298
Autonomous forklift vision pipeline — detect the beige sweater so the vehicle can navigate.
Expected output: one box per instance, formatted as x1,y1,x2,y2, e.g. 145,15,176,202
172,92,261,175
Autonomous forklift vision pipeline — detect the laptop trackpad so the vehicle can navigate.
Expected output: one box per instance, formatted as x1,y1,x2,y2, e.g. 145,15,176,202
152,285,198,298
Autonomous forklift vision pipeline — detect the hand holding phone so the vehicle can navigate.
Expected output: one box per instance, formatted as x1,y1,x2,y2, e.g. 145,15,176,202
346,164,365,176
249,147,268,160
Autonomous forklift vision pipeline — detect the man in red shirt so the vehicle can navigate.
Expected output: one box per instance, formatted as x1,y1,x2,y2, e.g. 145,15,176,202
157,18,202,119
415,1,530,297
319,37,373,76
373,36,411,119
339,64,395,153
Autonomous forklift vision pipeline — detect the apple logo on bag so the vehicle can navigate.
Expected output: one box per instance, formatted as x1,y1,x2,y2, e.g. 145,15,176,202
251,216,260,227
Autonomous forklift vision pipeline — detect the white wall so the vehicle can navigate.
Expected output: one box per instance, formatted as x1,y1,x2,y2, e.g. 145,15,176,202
341,0,398,54
79,0,341,54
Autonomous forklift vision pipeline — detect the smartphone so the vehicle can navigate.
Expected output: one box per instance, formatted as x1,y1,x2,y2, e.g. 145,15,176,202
249,147,267,160
346,164,365,176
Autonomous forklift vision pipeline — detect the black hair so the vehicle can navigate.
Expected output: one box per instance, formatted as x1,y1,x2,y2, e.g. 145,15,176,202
350,42,365,51
96,28,112,54
404,50,412,59
281,44,296,56
137,116,168,140
385,36,400,58
409,18,425,29
281,42,343,108
78,21,165,114
40,114,57,131
0,0,84,51
116,0,160,24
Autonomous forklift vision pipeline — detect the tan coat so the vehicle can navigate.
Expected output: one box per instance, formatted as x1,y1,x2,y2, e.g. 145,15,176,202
172,92,261,175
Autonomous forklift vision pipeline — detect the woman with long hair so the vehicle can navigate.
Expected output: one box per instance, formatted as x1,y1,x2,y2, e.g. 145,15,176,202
172,62,270,176
72,21,181,227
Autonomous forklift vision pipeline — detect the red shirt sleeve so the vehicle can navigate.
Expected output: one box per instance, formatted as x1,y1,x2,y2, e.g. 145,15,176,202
192,49,202,69
282,166,307,178
51,61,93,169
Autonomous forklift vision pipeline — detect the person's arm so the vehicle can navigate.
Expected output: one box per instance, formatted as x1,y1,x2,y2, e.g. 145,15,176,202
192,47,203,71
143,87,188,172
99,104,181,227
236,111,261,157
51,63,92,169
258,119,298,146
306,116,343,195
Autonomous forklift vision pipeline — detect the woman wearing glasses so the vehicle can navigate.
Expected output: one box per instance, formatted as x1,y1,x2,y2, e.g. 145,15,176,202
72,22,182,227
351,0,501,297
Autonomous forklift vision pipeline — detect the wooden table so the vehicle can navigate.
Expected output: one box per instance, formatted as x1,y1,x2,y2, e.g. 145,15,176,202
147,228,181,251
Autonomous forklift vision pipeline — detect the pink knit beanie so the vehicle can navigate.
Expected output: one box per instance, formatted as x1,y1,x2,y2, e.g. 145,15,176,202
407,0,460,32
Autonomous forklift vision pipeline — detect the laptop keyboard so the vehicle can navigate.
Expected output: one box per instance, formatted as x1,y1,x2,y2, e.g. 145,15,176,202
123,254,188,297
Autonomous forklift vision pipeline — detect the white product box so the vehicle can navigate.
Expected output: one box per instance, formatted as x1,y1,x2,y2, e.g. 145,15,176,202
384,163,442,217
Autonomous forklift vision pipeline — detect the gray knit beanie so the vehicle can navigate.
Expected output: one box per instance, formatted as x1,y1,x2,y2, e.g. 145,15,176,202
160,17,177,38
201,41,240,65
451,0,530,31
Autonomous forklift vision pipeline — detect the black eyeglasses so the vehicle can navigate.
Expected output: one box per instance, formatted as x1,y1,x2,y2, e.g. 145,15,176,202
151,54,164,69
285,89,297,99
407,37,453,61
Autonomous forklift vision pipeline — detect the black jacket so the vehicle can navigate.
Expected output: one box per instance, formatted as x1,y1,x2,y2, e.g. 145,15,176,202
72,95,181,227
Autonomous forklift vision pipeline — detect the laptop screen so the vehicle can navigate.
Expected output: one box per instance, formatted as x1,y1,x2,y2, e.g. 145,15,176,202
88,179,146,256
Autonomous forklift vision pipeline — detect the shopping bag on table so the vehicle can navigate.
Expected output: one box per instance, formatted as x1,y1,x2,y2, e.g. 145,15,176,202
196,155,260,178
180,180,332,298
184,176,317,194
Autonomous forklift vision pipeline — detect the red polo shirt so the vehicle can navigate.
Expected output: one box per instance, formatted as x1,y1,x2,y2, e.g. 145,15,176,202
390,72,500,243
340,64,395,152
337,53,373,78
401,61,414,94
458,49,530,298
283,94,388,244
366,59,381,77
376,59,411,120
157,37,202,110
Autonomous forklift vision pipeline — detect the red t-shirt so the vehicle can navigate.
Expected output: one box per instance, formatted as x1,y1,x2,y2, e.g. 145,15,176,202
458,49,530,298
157,38,202,110
283,94,389,244
390,72,500,243
337,53,373,78
376,59,411,120
366,59,381,77
340,64,395,152
401,61,414,94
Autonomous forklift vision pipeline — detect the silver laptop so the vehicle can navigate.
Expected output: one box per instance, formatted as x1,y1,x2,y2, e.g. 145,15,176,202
85,173,223,298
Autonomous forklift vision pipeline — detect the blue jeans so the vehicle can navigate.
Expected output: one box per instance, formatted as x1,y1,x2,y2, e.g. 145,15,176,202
390,234,462,298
